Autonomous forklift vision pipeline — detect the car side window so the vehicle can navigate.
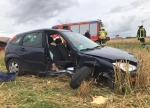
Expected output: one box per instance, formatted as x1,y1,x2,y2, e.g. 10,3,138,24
23,32,43,47
11,37,22,45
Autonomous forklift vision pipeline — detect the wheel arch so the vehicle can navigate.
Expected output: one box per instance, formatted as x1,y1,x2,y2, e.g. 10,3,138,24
78,53,113,70
102,72,112,79
5,54,23,70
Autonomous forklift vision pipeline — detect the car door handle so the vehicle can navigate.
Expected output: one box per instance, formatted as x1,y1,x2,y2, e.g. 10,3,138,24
20,48,26,51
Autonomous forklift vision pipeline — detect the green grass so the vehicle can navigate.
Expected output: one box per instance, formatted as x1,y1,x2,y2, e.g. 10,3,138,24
0,39,150,108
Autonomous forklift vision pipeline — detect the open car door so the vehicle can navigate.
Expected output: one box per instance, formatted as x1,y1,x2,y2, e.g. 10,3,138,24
44,31,75,76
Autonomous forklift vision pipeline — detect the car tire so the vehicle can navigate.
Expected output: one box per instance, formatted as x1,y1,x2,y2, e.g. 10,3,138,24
7,59,23,76
107,78,114,89
70,66,93,89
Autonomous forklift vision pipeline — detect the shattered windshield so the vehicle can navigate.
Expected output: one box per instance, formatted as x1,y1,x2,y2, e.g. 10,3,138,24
62,31,100,51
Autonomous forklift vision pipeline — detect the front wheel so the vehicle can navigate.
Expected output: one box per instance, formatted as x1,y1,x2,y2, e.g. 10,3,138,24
7,59,23,76
70,66,93,89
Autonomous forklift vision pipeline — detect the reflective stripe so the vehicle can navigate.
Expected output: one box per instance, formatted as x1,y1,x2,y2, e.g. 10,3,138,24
99,36,106,39
139,28,145,38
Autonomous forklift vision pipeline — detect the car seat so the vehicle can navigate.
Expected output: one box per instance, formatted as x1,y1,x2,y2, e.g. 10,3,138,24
48,36,61,61
48,36,72,69
55,38,69,60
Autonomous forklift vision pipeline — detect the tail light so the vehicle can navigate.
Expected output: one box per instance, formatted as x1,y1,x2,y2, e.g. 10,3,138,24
10,35,17,42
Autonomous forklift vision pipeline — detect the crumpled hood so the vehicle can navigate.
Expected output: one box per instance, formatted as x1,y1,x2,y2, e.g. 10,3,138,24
82,46,137,63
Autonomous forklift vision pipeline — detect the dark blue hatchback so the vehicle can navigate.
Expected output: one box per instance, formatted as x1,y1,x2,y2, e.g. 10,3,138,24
4,28,138,89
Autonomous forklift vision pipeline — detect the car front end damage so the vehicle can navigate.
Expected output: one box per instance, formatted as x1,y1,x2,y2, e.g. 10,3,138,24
113,62,137,81
72,51,138,88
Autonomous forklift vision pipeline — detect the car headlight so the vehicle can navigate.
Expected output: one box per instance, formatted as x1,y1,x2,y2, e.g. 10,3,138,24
113,63,136,72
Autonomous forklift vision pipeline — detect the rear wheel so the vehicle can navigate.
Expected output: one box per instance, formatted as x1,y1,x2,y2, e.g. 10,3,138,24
70,66,93,89
7,59,23,76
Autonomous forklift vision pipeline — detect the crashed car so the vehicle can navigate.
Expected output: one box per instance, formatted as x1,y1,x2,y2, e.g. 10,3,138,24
4,29,137,89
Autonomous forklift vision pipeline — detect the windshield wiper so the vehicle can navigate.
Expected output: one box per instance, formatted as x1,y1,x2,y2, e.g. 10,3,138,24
80,48,93,51
80,46,101,51
93,46,101,49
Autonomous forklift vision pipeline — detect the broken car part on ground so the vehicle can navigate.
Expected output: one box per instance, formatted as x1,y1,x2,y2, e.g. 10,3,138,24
4,29,137,89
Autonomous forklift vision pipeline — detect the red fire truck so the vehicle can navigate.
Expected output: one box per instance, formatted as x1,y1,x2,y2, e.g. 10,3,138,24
51,20,107,42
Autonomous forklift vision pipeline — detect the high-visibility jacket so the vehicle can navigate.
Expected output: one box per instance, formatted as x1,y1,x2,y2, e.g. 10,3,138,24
99,30,107,39
137,28,146,38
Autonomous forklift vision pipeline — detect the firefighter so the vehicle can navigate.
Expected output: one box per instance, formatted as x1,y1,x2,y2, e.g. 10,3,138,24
98,27,107,46
84,30,90,39
137,25,146,46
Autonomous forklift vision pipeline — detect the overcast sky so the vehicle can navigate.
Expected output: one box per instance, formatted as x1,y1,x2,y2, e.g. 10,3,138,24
0,0,150,38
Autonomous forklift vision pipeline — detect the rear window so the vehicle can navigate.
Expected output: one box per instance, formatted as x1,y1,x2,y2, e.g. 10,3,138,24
11,36,22,45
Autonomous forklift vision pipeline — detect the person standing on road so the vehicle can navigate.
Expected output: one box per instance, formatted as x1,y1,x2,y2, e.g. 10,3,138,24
84,30,90,39
137,25,146,46
98,27,107,46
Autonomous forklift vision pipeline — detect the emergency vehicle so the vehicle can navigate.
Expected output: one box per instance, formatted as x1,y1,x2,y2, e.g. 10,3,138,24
51,20,106,42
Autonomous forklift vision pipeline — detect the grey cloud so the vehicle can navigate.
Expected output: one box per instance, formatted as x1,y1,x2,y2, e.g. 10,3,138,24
110,5,133,13
107,15,136,37
110,0,150,14
111,16,135,32
110,6,125,13
130,1,141,7
7,0,78,24
130,0,148,8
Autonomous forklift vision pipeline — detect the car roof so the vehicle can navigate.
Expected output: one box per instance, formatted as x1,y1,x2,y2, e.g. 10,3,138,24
16,28,70,36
